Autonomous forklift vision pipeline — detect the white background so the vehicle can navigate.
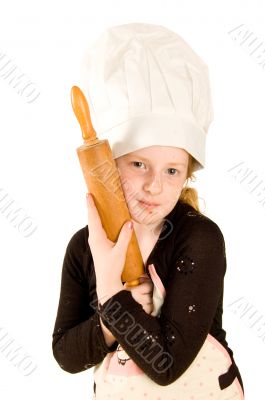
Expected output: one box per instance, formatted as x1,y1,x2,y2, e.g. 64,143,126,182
0,0,265,398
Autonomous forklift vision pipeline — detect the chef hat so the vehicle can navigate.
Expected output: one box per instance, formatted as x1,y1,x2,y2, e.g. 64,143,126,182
80,22,214,171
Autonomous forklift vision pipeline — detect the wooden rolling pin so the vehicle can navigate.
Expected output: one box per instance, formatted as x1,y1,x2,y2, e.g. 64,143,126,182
71,85,144,286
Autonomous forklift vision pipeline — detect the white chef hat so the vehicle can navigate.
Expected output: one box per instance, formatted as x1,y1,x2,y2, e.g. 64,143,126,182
80,22,214,171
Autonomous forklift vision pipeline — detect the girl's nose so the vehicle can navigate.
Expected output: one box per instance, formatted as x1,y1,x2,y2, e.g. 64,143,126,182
143,173,162,194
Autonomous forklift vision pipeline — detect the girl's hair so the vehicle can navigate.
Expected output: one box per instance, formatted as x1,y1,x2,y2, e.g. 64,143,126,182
178,155,203,213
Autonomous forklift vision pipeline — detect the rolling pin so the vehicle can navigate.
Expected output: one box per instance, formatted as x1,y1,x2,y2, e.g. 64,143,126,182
71,85,144,287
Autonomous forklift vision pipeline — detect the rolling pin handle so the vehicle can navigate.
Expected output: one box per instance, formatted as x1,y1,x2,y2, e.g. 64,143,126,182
71,85,98,143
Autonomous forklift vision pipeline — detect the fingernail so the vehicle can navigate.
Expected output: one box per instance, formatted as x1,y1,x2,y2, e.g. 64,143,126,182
127,221,133,230
86,193,93,205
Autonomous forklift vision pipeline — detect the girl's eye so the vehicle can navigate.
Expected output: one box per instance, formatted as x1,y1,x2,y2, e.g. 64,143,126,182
132,162,179,176
132,161,145,168
167,168,179,175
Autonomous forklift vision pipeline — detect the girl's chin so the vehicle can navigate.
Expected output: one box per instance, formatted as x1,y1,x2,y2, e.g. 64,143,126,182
128,203,164,225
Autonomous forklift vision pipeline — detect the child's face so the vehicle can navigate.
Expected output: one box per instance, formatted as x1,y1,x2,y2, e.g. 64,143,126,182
115,146,189,229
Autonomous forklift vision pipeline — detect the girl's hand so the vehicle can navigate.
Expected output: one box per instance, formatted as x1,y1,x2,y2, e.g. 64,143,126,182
86,193,134,303
123,273,154,314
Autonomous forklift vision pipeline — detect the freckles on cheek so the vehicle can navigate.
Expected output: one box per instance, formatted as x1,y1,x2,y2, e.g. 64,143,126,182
120,174,138,201
166,186,181,202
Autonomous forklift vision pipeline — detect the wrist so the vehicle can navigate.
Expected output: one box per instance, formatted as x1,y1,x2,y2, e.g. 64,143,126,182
99,316,117,348
96,282,124,306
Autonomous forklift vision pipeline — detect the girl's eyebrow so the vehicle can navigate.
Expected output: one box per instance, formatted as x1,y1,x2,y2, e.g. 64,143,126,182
128,155,186,167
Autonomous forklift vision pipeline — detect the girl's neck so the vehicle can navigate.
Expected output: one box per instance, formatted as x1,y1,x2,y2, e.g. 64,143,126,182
132,219,164,242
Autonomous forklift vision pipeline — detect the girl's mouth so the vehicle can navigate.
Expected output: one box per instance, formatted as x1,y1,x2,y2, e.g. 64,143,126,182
138,200,159,209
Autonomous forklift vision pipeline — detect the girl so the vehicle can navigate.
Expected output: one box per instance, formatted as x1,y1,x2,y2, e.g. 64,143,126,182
52,23,245,399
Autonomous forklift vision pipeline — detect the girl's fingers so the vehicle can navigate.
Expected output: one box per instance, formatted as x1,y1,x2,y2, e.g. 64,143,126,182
115,220,133,255
86,193,104,241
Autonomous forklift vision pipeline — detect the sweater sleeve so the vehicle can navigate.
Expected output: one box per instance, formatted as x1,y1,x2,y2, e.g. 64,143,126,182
52,228,118,374
97,218,227,386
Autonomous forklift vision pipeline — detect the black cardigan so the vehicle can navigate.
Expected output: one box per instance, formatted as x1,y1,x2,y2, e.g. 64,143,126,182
52,200,244,393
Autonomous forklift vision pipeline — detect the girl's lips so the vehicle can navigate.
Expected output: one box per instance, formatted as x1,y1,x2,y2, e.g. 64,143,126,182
138,200,159,208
